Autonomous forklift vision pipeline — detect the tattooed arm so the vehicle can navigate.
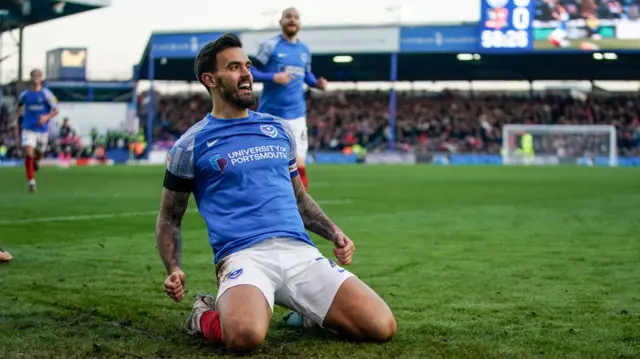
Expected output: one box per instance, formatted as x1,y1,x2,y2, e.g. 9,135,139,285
157,126,199,301
292,175,355,265
277,117,346,244
278,117,342,241
157,125,197,274
291,175,341,241
156,188,190,274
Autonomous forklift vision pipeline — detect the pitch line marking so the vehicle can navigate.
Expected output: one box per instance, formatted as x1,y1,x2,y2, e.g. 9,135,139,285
0,199,353,225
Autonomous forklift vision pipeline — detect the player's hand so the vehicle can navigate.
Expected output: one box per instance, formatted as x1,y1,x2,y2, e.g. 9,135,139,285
164,270,186,302
38,115,49,126
316,77,328,90
273,72,294,85
332,232,355,265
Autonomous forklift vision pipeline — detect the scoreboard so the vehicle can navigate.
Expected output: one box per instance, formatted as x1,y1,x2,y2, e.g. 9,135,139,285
478,0,535,52
476,0,640,53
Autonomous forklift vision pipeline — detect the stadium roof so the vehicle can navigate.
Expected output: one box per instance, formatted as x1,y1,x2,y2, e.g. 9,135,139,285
138,52,640,83
0,0,111,31
137,25,640,82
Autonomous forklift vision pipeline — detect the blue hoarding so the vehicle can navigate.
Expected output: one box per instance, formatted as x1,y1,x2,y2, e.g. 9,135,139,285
150,32,226,58
478,0,535,53
312,153,357,164
400,25,478,53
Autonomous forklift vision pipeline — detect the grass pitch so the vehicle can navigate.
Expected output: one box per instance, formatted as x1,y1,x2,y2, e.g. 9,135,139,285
0,165,639,358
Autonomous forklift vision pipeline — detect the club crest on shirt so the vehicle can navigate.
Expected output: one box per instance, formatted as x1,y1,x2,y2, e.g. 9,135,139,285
226,268,243,280
260,125,278,138
300,52,308,64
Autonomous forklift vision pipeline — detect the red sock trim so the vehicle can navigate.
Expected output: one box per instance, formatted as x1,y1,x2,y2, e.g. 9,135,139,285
299,166,308,191
25,156,34,180
201,310,223,342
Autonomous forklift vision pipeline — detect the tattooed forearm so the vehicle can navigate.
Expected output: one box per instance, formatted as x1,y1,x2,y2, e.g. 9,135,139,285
156,188,190,274
292,176,340,241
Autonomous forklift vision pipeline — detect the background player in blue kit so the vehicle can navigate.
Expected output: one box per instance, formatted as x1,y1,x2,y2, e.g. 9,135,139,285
547,1,571,48
156,33,395,353
250,7,327,191
15,69,60,193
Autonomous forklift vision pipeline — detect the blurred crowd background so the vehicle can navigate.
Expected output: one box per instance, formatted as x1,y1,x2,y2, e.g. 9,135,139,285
2,90,639,159
145,90,640,157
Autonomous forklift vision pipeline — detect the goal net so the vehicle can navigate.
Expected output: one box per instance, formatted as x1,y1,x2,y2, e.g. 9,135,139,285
501,124,618,167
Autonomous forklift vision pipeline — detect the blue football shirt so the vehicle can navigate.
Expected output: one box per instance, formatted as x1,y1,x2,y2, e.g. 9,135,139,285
251,35,318,120
165,110,314,263
18,88,59,133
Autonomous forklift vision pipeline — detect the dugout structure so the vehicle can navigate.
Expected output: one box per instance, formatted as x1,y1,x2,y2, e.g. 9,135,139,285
136,21,640,153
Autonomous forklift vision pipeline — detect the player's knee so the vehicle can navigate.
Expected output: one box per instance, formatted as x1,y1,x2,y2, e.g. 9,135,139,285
223,325,265,352
362,308,396,343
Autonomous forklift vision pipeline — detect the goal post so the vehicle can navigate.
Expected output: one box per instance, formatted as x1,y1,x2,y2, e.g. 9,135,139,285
501,124,618,167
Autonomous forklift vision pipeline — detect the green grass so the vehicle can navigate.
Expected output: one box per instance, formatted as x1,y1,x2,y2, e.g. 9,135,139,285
1,165,639,358
534,38,640,50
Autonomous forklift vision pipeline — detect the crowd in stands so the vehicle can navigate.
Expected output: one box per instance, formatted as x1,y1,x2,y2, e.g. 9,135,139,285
535,0,640,21
0,105,19,158
0,106,145,160
146,90,640,157
1,90,639,159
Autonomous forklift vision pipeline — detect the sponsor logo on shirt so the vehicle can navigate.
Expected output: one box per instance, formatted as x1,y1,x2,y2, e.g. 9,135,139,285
209,154,228,174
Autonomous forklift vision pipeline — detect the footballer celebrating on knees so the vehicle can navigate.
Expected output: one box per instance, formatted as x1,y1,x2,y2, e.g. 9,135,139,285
250,7,327,192
156,33,395,353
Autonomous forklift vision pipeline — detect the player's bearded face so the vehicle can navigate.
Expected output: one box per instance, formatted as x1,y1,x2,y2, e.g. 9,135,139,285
215,74,255,109
280,12,300,36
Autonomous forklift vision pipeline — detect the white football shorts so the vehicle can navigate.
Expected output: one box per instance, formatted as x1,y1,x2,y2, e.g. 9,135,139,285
21,130,49,152
286,117,309,160
215,237,355,326
549,28,567,41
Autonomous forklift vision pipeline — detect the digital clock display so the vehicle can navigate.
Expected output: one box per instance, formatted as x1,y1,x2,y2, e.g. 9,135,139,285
478,0,534,52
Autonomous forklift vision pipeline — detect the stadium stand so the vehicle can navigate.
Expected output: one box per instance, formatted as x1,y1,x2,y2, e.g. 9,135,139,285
1,1,639,165
134,14,640,166
143,90,639,157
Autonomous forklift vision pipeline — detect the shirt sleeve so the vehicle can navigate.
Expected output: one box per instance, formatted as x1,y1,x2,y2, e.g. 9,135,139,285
306,48,312,74
274,117,299,178
250,66,277,82
163,129,196,192
303,47,318,87
17,91,26,107
42,88,59,110
254,37,278,67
